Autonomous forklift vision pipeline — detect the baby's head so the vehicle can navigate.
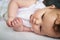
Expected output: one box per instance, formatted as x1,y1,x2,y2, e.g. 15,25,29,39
42,12,60,38
43,0,60,34
43,0,60,9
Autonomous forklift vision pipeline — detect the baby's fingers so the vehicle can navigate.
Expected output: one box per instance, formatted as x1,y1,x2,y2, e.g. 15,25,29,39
11,21,16,27
30,15,34,23
32,18,41,25
11,19,19,27
32,18,36,24
16,18,23,24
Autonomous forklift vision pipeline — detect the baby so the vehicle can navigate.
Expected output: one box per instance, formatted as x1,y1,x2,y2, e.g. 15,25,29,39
11,0,60,38
7,0,45,31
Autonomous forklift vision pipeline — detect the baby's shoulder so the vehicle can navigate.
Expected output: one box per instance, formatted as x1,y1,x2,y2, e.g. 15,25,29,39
12,0,36,7
35,8,46,14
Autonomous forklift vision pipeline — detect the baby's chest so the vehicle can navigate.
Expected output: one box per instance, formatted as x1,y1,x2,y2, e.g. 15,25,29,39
17,8,36,20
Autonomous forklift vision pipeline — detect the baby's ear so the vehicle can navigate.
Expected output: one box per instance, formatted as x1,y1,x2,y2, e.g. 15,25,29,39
50,5,56,8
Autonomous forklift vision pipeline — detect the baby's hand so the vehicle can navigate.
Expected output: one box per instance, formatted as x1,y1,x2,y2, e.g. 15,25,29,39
30,13,42,25
7,17,14,27
30,13,42,34
11,17,24,32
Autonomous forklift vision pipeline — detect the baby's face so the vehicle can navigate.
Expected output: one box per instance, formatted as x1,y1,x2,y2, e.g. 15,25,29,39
41,12,57,37
31,11,60,37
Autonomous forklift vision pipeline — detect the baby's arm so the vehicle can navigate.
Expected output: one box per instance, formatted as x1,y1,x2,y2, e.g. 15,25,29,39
7,0,36,27
7,0,19,27
8,0,18,20
8,0,36,19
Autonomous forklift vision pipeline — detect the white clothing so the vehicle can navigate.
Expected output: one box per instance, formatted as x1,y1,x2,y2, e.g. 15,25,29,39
17,0,45,27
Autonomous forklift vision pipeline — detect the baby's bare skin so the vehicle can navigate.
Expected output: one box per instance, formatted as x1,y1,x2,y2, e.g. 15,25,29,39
30,7,60,37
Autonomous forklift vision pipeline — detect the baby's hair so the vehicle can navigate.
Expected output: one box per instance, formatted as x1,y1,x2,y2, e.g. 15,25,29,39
53,14,60,33
43,0,60,9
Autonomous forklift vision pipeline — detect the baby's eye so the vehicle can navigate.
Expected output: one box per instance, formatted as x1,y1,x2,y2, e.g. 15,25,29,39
40,26,42,32
41,13,45,20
